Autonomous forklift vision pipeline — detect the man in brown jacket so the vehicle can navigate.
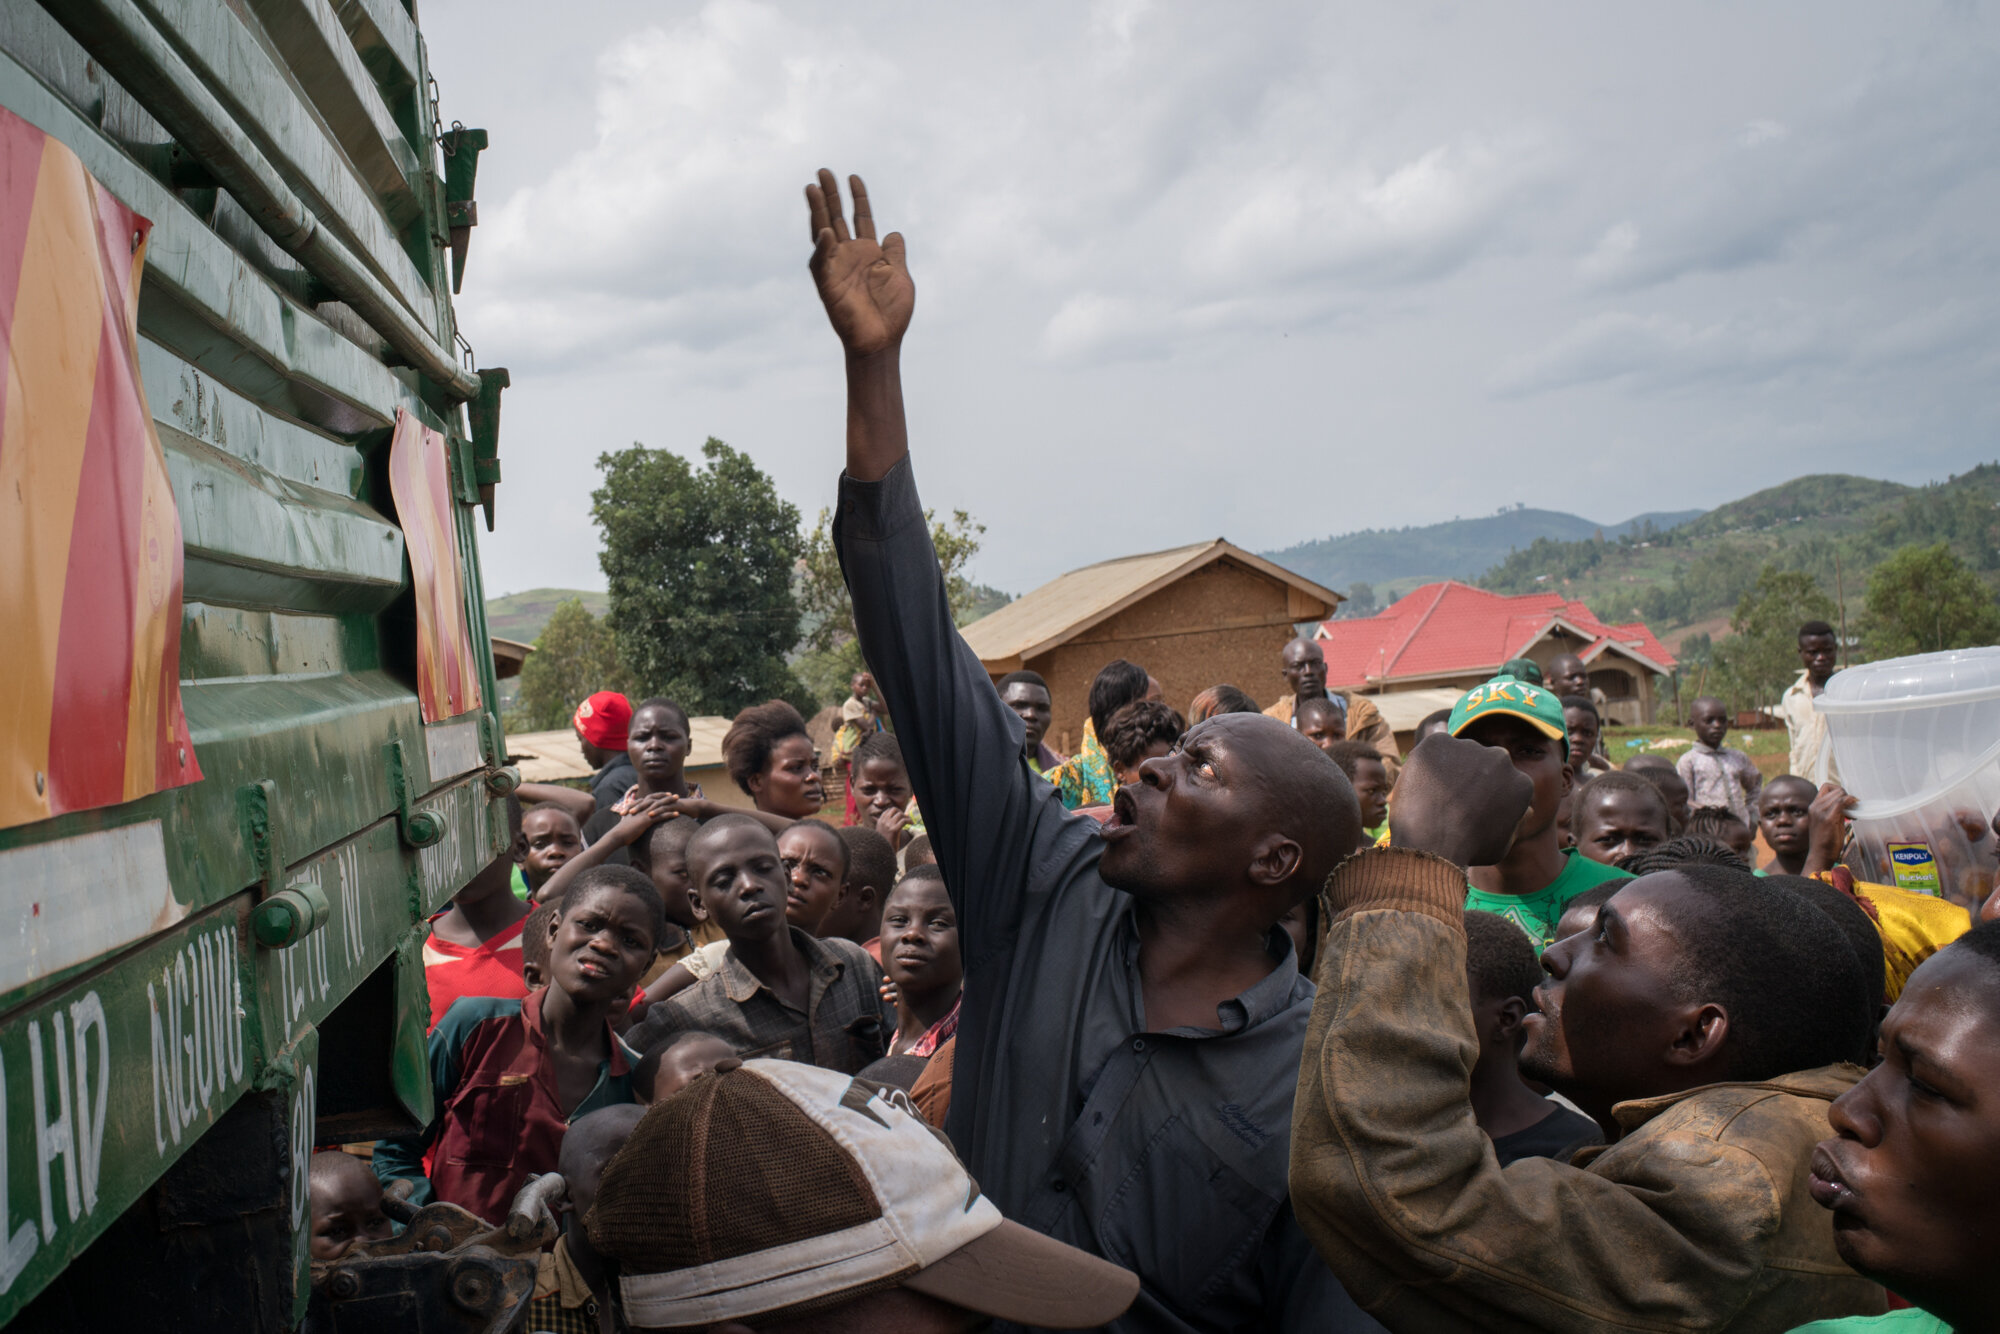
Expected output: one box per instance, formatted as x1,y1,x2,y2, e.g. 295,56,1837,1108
1263,638,1399,778
1291,733,1888,1333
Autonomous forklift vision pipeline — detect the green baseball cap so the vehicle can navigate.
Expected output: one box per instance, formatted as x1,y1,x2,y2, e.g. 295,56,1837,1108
1499,656,1544,685
1448,675,1569,755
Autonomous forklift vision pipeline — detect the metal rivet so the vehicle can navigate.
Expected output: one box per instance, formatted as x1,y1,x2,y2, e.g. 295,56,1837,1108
33,771,44,795
177,745,187,767
130,228,142,253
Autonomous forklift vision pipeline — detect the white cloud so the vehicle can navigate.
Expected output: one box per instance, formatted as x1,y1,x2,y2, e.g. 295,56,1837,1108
421,0,2000,601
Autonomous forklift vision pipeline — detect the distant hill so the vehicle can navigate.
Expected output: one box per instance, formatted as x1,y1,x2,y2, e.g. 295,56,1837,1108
1263,506,1703,597
1477,466,2000,642
486,587,608,643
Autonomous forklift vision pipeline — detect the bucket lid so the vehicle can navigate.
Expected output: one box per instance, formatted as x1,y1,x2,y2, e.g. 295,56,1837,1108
1816,646,2000,715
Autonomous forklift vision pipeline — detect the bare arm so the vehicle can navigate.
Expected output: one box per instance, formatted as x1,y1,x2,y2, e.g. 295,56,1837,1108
534,801,670,905
516,782,595,824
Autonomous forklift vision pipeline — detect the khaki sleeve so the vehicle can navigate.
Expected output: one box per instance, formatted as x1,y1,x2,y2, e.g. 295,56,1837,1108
1291,848,1782,1332
1342,696,1401,780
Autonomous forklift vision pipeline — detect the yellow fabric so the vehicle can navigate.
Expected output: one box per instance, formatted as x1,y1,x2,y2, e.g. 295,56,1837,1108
1839,875,1971,1002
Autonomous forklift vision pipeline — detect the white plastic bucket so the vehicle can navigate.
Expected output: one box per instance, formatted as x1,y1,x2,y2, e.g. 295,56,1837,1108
1818,646,2000,909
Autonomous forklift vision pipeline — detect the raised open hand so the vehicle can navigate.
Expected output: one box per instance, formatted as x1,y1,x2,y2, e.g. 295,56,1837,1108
807,170,914,357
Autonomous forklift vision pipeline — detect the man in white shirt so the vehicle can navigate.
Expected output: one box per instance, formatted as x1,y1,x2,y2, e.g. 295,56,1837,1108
1780,620,1840,783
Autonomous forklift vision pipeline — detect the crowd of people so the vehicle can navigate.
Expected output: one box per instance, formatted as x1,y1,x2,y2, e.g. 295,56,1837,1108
307,174,2000,1334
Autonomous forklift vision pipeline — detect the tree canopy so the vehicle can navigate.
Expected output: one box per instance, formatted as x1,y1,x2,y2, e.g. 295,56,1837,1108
1694,565,1838,710
1863,543,2000,659
592,439,808,717
795,506,985,706
510,597,624,731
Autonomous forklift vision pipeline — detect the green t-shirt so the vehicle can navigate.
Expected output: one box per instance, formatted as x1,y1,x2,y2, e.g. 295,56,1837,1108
1789,1311,1952,1333
1465,850,1633,949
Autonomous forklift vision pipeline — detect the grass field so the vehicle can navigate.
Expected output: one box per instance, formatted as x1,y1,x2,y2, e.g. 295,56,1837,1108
1602,722,1794,781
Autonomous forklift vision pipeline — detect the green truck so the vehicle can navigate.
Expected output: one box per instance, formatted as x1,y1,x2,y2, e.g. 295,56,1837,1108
0,1,517,1326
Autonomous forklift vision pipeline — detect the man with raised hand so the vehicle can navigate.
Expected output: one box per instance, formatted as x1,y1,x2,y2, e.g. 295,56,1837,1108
807,170,1380,1333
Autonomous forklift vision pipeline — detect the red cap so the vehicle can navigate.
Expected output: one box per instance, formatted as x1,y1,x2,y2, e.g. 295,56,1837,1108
574,692,633,749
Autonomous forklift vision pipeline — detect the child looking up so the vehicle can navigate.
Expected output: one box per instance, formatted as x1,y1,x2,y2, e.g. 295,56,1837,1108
1449,676,1632,948
853,730,924,850
308,1151,394,1260
1326,740,1391,844
822,825,896,954
514,802,583,899
1758,775,1817,876
1571,772,1671,868
626,814,888,1072
881,866,962,1059
377,865,663,1223
423,855,531,1030
1462,912,1603,1166
1677,696,1762,827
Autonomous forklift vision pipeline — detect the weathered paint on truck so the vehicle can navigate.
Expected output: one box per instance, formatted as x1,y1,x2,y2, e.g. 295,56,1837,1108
0,0,511,1324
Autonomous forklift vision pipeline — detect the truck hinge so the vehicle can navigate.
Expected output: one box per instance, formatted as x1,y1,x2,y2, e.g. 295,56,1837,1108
439,124,488,294
240,779,330,949
467,366,508,531
387,737,447,849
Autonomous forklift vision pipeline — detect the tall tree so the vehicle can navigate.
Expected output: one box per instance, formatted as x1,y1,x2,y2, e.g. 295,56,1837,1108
796,505,984,707
510,597,625,731
592,438,808,716
1863,542,2000,659
1702,565,1838,709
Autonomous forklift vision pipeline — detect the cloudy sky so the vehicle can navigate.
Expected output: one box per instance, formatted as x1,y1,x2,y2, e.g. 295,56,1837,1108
426,0,2000,599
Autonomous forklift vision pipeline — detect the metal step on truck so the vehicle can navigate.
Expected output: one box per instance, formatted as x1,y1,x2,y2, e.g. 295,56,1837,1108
0,0,523,1327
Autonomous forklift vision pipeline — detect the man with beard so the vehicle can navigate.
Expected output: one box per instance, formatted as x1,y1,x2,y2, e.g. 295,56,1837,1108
1290,732,1887,1332
808,170,1379,1332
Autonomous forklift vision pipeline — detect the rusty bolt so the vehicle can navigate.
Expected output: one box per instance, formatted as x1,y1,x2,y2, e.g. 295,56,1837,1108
449,1263,495,1312
328,1269,361,1300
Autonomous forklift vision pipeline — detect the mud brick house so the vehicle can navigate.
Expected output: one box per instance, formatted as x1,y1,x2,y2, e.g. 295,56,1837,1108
961,541,1342,754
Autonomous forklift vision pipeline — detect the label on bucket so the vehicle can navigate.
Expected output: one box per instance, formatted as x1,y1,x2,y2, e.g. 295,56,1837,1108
1887,842,1944,896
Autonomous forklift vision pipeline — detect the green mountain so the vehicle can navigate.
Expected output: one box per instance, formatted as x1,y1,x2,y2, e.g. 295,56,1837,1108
1264,506,1702,599
1477,466,2000,646
485,587,608,643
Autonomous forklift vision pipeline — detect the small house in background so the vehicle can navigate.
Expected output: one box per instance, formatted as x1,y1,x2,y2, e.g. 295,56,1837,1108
1314,580,1677,725
504,715,752,810
961,540,1342,754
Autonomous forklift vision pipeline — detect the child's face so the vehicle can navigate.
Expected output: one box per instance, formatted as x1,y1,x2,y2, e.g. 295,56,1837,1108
881,878,961,996
1348,757,1390,829
858,756,914,820
777,825,845,934
1760,779,1815,859
649,1035,737,1103
1691,701,1729,748
1718,821,1756,860
1654,772,1690,828
518,808,584,885
310,1160,393,1260
1563,707,1600,765
550,887,657,1005
753,735,826,818
1575,789,1669,867
690,822,790,945
1461,715,1571,842
629,706,690,786
1297,704,1342,754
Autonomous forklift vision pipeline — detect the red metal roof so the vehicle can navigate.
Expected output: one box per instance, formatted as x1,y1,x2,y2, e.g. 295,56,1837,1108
1314,580,1677,687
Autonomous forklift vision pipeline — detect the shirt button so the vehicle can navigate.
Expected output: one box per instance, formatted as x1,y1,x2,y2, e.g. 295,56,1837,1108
1052,1179,1067,1192
1131,1038,1146,1052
